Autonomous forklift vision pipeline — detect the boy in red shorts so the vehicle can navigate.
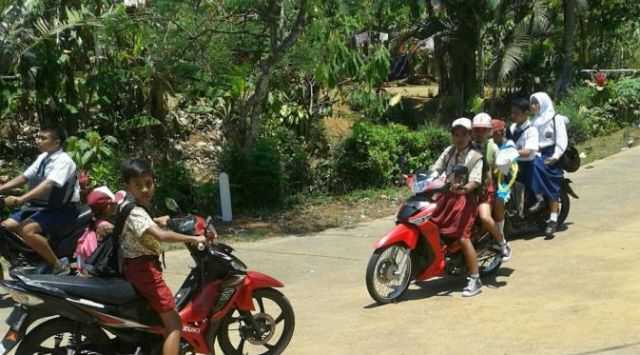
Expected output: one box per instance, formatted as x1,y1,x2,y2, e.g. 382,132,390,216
471,113,511,261
120,158,205,355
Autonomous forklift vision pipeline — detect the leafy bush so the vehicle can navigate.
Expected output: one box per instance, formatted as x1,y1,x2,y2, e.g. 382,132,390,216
219,138,284,211
347,85,391,121
333,122,449,192
557,78,640,142
611,77,640,124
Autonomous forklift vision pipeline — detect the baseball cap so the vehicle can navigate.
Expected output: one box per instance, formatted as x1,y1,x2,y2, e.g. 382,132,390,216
87,186,115,212
451,117,472,131
472,113,492,128
491,119,506,132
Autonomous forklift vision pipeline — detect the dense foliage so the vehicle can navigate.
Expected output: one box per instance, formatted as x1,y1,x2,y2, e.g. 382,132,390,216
1,0,639,214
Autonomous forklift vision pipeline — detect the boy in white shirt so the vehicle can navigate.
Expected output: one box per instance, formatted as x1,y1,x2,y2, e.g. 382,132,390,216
0,127,79,276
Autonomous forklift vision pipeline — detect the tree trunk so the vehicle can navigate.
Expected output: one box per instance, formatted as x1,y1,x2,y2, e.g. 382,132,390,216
439,1,482,116
240,0,308,151
554,0,576,99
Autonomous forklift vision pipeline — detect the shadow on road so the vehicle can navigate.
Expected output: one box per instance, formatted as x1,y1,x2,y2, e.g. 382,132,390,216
363,267,515,308
569,341,640,355
482,267,514,289
507,222,573,241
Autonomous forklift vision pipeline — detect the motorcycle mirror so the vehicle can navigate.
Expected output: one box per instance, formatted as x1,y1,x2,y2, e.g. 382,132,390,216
164,198,181,213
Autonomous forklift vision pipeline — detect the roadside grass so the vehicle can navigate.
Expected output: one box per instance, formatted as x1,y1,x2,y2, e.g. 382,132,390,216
576,126,640,165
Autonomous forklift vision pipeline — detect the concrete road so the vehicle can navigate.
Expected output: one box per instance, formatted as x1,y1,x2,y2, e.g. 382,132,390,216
2,146,640,354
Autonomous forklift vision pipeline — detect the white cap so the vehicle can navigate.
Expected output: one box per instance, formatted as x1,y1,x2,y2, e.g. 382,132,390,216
472,113,492,128
451,117,472,131
92,186,115,200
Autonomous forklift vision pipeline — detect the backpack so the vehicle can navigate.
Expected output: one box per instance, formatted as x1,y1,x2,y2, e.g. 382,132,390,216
83,201,135,278
552,114,581,173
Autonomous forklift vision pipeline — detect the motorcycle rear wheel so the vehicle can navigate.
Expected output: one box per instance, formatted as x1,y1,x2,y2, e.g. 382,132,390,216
16,317,110,355
218,288,295,355
365,244,412,304
474,234,502,277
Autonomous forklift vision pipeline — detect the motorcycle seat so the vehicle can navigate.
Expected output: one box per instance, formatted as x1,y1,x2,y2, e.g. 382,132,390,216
23,274,139,305
48,204,93,240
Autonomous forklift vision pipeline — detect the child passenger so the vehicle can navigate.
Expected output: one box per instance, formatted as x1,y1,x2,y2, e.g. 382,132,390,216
120,158,205,355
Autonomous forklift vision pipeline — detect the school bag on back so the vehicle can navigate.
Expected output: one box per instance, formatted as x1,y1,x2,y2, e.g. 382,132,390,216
552,114,581,173
84,201,135,278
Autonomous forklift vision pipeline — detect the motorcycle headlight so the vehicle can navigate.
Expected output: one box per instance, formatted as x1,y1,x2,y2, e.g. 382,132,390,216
231,260,247,272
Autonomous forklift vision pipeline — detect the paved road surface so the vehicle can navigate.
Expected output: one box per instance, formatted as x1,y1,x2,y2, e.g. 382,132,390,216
2,147,640,354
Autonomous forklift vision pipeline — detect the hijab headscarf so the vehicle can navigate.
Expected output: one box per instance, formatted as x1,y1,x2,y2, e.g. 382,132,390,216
530,92,556,125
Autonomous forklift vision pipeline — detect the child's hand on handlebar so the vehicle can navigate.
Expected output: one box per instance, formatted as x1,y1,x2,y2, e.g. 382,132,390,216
450,183,467,195
191,235,207,245
4,196,23,207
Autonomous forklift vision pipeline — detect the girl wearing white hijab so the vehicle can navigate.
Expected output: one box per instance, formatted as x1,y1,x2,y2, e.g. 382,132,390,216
528,92,568,238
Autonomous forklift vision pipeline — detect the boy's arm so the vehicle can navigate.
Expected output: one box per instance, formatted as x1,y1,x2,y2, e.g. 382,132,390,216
5,179,54,206
145,224,205,244
19,180,55,201
0,175,27,194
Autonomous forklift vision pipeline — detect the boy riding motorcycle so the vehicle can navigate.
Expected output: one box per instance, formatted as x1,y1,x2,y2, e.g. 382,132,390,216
0,127,79,277
429,118,484,297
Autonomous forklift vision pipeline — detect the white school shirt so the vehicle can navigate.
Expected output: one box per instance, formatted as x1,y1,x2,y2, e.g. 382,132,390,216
509,120,539,161
532,114,568,160
23,149,80,203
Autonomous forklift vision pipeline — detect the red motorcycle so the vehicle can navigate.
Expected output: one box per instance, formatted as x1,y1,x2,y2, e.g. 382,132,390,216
0,212,295,354
365,166,503,304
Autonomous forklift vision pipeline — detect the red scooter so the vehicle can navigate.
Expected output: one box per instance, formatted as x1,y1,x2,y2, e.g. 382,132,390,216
0,210,295,354
365,166,502,304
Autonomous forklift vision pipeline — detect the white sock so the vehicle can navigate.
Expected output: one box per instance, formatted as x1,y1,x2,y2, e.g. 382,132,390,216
496,221,505,241
470,273,479,279
549,212,558,222
536,194,544,201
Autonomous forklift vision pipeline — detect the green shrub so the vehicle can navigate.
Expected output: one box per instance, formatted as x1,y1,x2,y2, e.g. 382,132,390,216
333,122,450,192
611,77,640,124
87,158,120,191
347,86,391,121
219,138,284,211
334,122,406,192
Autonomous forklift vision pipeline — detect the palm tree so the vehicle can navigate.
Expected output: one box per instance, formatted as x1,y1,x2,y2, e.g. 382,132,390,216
485,0,551,112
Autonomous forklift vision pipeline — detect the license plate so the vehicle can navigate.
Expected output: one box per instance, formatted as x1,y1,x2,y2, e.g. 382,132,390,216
5,307,27,331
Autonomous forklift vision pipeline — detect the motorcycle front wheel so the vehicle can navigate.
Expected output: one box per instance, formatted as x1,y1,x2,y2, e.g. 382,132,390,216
16,317,110,355
365,244,412,304
218,288,295,355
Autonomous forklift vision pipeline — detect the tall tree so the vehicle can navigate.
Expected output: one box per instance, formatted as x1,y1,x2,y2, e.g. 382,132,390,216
239,0,309,151
554,0,577,99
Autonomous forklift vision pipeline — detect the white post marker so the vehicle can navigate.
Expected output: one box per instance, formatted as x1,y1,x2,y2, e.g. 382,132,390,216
219,172,232,222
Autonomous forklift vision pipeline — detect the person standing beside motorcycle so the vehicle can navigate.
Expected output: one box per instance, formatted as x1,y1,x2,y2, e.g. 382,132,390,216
470,113,512,262
528,92,568,238
0,127,79,277
119,158,205,355
430,118,485,297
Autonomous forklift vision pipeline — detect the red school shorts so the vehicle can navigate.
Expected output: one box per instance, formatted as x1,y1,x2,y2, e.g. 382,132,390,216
123,256,175,314
479,181,495,205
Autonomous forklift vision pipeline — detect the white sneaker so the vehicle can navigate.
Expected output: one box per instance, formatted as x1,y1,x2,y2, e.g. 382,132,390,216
53,258,71,275
462,277,482,297
502,242,512,262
